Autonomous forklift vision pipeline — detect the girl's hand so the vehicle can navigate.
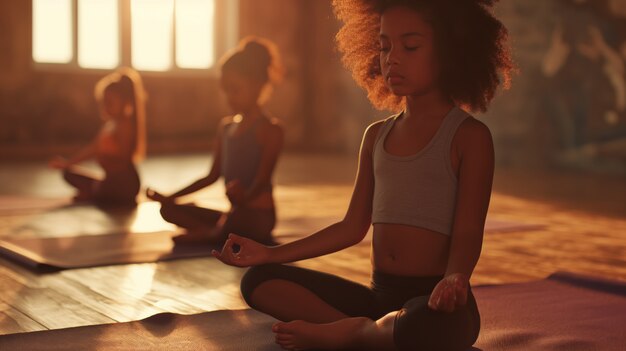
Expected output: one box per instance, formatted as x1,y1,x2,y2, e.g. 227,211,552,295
428,273,469,313
212,234,271,267
225,180,246,205
48,156,69,169
146,188,171,203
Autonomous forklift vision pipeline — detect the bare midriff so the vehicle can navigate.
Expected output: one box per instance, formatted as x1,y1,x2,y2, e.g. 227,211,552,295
372,223,450,277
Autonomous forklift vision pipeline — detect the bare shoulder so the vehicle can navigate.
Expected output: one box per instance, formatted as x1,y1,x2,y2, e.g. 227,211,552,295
455,116,494,153
254,116,284,149
362,118,389,150
261,116,284,138
219,115,237,131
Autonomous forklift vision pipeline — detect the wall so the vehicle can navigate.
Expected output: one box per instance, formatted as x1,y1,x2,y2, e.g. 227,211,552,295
488,0,626,170
0,0,378,159
1,0,624,172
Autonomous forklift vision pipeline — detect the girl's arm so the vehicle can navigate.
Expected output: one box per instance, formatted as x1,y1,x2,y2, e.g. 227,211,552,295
214,122,383,266
50,140,98,169
429,118,494,312
67,141,98,165
162,121,226,200
236,122,284,205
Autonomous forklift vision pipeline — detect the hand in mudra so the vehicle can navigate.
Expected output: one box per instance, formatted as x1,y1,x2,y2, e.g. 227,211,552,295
146,188,171,203
428,273,469,313
212,233,271,267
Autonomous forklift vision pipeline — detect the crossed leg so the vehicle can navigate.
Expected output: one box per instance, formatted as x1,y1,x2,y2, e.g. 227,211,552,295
241,265,397,350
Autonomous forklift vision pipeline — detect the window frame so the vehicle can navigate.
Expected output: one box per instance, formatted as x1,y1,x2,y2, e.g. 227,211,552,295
31,0,239,76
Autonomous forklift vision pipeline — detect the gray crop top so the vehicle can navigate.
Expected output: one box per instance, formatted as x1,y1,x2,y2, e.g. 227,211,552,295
372,106,470,236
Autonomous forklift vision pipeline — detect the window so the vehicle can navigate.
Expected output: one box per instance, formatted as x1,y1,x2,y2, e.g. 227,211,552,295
32,0,73,64
78,0,120,69
32,0,238,72
131,0,175,71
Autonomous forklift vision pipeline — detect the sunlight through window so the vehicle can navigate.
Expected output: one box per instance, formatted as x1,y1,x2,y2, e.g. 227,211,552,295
32,0,73,64
131,0,174,71
78,0,120,69
33,0,229,70
175,0,215,69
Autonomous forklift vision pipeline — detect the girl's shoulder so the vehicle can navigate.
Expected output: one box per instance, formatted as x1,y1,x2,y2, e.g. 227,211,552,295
262,114,284,130
453,115,493,154
366,113,400,137
259,115,284,141
362,114,399,151
456,116,492,140
218,115,238,130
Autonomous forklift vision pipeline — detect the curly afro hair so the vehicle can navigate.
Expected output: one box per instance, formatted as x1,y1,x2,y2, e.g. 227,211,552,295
333,0,514,113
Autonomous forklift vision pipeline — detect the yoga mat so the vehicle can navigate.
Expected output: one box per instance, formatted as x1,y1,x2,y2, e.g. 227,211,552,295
0,231,217,271
0,272,624,350
0,309,279,351
0,196,71,214
0,201,176,239
473,271,626,351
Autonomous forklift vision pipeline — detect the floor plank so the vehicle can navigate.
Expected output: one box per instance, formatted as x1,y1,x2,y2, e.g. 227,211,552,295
0,301,45,334
0,153,624,336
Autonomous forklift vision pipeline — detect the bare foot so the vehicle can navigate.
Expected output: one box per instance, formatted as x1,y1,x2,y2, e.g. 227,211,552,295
272,317,371,350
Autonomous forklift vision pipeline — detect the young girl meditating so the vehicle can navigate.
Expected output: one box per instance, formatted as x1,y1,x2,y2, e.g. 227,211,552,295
147,37,284,246
49,68,146,207
214,0,512,350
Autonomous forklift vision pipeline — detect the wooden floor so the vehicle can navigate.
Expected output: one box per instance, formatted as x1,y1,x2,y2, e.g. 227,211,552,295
0,153,625,335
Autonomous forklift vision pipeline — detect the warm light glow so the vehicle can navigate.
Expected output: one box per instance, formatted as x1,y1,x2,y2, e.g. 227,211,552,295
78,0,120,69
175,0,215,69
131,0,174,71
32,0,73,63
129,202,177,233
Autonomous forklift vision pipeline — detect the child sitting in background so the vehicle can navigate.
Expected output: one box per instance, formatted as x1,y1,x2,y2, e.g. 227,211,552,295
147,37,284,246
50,67,146,207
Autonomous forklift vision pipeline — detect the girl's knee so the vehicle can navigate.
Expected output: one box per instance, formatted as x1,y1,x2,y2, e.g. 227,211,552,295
62,168,76,183
393,296,479,351
240,264,284,305
159,203,178,222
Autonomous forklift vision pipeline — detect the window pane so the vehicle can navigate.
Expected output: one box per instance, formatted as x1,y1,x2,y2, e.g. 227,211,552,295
78,0,120,69
32,0,73,63
175,0,215,69
131,0,174,71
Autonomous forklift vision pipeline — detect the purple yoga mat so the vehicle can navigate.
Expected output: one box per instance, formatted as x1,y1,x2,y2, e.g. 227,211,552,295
0,272,624,350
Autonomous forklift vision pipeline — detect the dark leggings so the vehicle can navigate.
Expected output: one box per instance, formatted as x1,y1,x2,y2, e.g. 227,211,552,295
241,264,480,351
63,166,140,206
160,203,276,245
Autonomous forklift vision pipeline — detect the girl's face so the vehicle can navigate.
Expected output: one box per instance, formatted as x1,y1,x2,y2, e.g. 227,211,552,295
102,89,125,120
379,6,441,98
220,70,263,114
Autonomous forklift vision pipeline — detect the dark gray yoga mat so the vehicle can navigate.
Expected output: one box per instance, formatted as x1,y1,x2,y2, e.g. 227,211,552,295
0,231,217,271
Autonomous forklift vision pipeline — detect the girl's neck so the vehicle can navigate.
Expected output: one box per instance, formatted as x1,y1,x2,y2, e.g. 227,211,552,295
404,89,455,122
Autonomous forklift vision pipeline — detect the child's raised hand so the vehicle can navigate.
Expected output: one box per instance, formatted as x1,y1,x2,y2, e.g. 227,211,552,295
48,156,69,169
428,273,469,313
212,233,271,267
